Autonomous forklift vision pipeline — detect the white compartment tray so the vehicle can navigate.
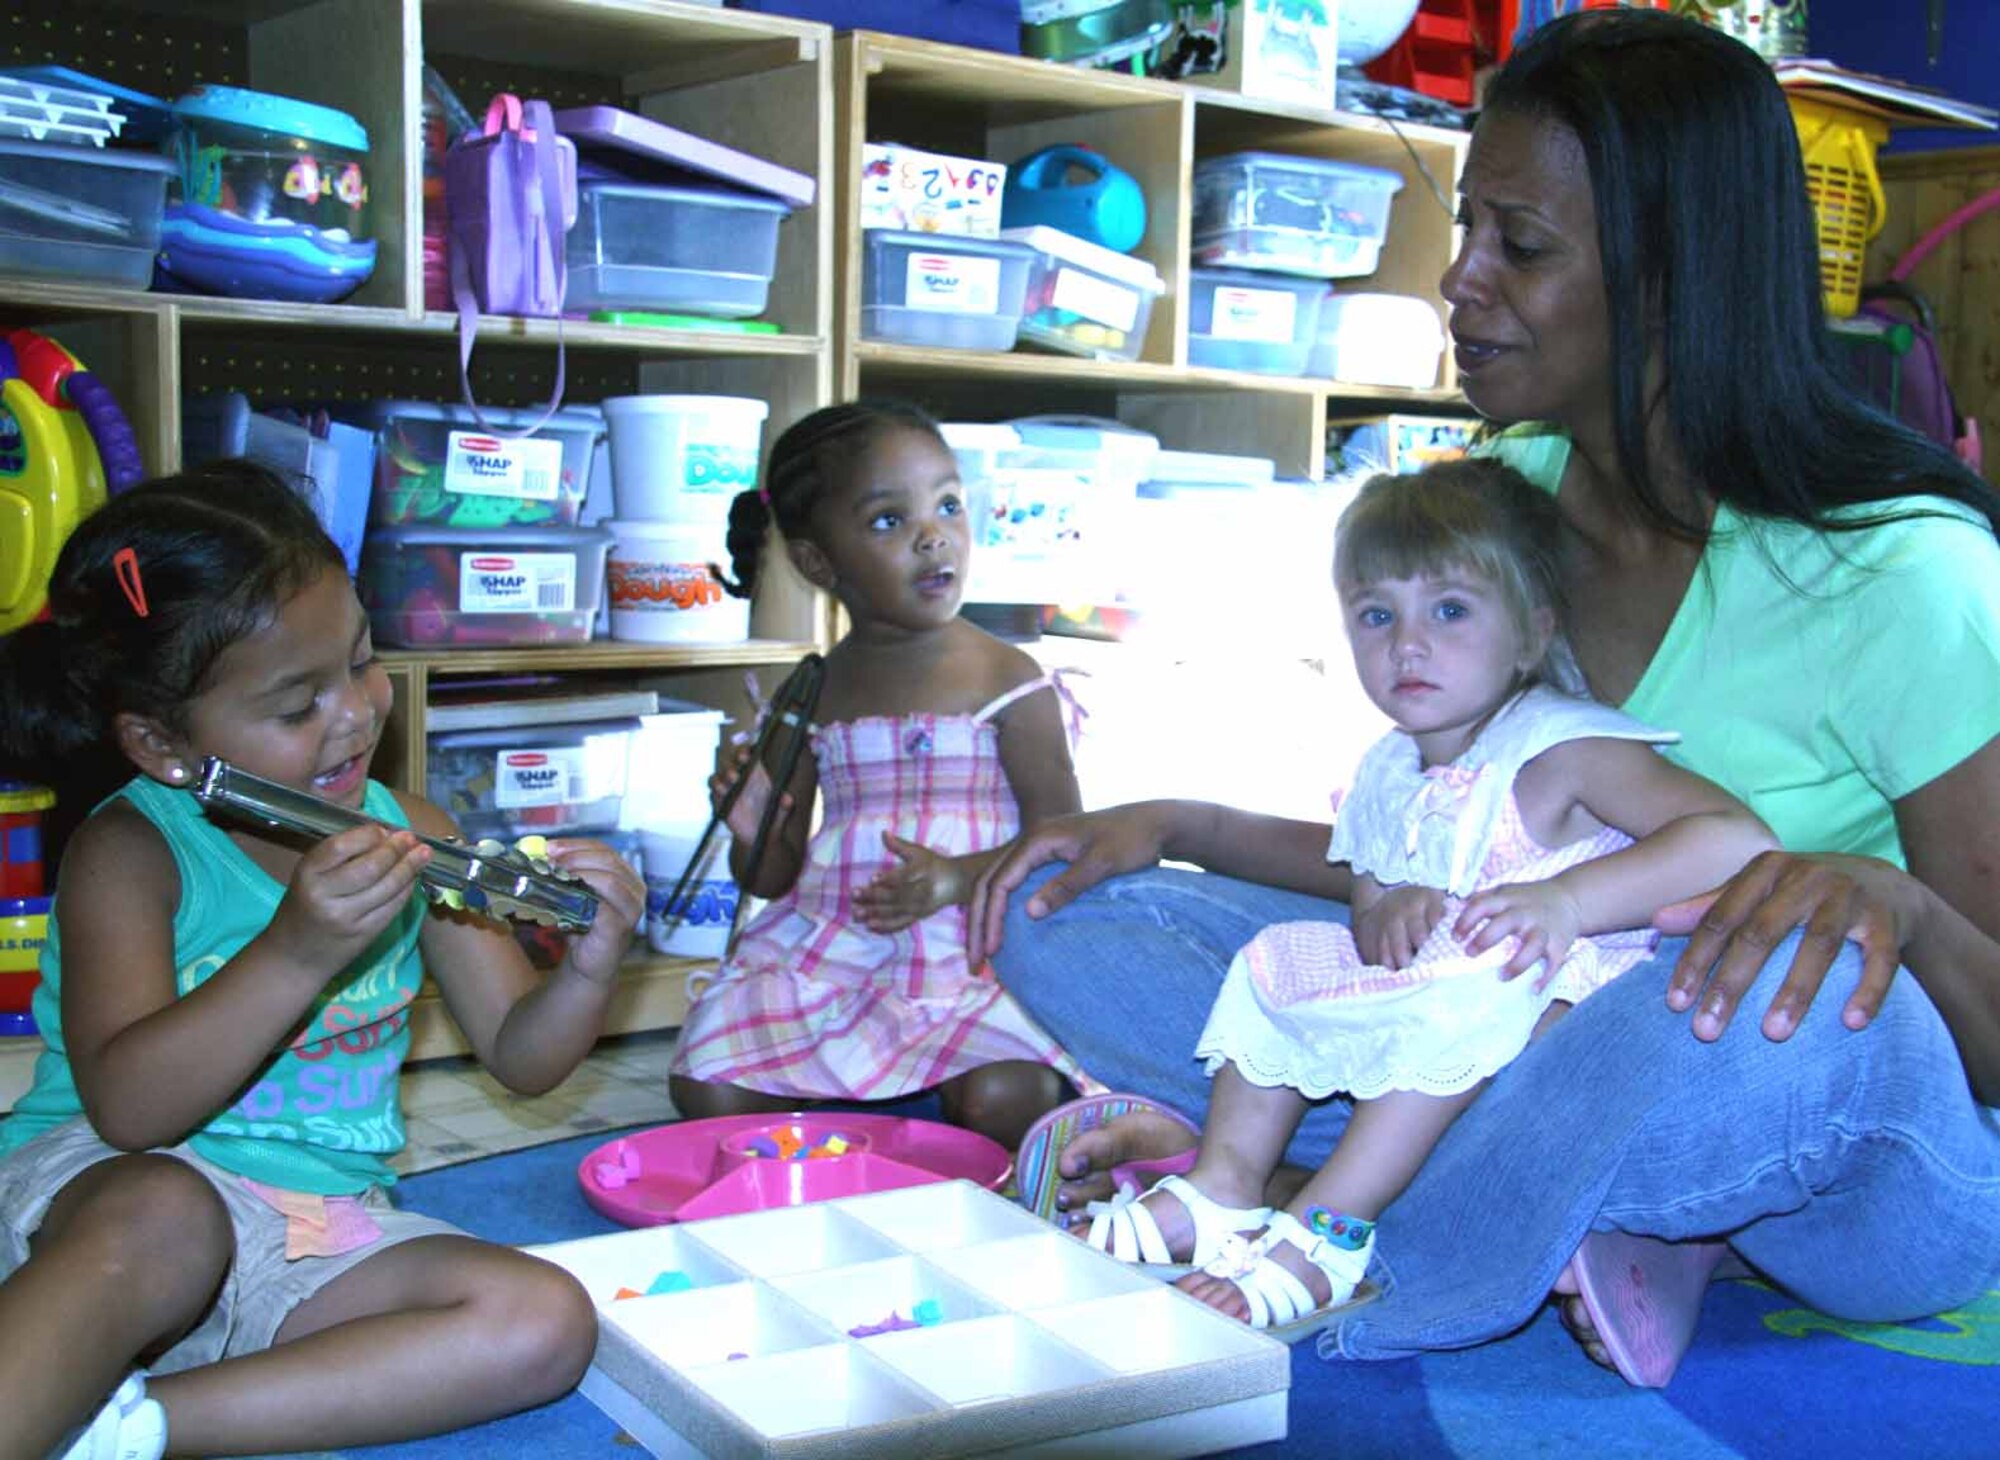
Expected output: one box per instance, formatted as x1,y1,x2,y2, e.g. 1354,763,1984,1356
529,1180,1290,1458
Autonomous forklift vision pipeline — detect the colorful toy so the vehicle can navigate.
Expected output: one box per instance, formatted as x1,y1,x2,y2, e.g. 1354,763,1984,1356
577,1114,1012,1227
358,523,611,648
0,781,53,899
530,1181,1290,1456
158,84,376,303
1001,143,1147,253
0,893,49,1035
0,329,143,634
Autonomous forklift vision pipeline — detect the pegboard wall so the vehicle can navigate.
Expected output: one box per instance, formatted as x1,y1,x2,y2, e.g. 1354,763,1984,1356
429,51,617,118
179,330,646,410
8,1,245,98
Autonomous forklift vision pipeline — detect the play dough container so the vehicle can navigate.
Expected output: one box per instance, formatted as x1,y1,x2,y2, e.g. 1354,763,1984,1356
600,394,767,525
578,1114,1013,1226
606,522,747,644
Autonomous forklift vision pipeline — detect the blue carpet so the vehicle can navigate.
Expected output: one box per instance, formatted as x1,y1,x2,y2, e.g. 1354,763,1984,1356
332,1130,1998,1459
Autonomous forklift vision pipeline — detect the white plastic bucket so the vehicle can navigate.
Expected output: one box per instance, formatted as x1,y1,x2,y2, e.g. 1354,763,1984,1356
641,825,737,958
600,394,769,524
606,522,750,644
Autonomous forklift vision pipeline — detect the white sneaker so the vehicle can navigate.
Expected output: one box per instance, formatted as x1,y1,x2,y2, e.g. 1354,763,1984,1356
55,1373,166,1460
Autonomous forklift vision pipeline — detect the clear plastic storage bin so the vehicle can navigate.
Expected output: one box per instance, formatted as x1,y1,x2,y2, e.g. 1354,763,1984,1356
1193,151,1404,279
943,418,1158,605
861,229,1035,352
1001,225,1164,362
345,400,600,530
1187,268,1327,376
566,179,790,319
0,138,175,287
1308,292,1445,388
427,719,639,840
359,523,611,648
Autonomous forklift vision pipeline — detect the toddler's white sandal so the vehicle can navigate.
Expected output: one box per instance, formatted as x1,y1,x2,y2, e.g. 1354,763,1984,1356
1083,1173,1272,1276
1198,1207,1380,1343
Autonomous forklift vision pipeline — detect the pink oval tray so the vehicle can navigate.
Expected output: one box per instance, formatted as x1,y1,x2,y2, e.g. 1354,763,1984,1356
577,1113,1013,1227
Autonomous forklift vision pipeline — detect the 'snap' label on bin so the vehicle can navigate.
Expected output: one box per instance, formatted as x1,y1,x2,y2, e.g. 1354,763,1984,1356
906,253,1001,314
444,432,564,501
1052,265,1140,332
494,747,590,809
458,553,576,614
1210,286,1297,344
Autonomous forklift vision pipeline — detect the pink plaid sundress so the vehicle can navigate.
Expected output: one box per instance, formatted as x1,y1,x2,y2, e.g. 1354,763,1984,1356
670,676,1084,1100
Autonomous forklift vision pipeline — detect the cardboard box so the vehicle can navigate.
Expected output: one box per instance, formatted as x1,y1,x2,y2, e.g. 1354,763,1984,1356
860,143,1007,237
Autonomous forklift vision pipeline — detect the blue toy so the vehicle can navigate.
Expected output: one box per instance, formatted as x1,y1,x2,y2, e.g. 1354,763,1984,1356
156,85,377,303
1001,143,1147,253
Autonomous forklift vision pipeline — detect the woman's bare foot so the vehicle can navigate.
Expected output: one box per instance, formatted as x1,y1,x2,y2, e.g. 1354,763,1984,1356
1551,1262,1616,1371
1049,1111,1201,1219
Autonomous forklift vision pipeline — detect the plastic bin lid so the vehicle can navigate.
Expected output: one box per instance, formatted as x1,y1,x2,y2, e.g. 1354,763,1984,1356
1195,150,1405,189
0,66,172,141
587,311,781,334
172,84,369,152
863,227,1038,262
998,226,1165,292
365,523,612,549
345,400,601,434
430,717,642,749
577,176,790,215
0,135,175,172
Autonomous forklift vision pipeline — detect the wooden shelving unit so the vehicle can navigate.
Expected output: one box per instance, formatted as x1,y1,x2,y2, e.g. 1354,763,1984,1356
3,2,1471,1063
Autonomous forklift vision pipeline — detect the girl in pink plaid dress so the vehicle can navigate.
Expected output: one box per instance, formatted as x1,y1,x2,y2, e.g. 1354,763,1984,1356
668,403,1084,1149
1082,462,1775,1337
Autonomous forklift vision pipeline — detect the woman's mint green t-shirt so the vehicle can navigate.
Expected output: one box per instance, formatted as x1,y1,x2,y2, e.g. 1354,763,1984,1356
0,776,427,1193
1485,428,2000,867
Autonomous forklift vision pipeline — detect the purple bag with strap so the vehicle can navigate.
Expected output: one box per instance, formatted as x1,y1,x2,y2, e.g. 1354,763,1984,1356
444,94,575,430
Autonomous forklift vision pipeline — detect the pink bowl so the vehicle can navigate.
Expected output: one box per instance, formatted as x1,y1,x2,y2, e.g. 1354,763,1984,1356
578,1113,1012,1227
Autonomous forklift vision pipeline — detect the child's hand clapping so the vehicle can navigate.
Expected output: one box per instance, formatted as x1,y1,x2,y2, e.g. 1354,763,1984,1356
539,838,647,985
853,832,962,932
1454,877,1585,987
266,824,432,980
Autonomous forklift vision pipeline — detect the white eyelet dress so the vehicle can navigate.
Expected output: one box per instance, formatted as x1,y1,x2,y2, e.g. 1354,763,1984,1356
670,674,1086,1100
1193,686,1679,1100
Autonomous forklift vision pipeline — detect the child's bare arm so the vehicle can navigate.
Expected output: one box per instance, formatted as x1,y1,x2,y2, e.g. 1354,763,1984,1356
718,668,820,899
1456,737,1777,978
400,793,644,1095
60,803,431,1150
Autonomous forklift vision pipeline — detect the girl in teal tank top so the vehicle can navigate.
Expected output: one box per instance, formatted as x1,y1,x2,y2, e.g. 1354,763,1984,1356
0,463,644,1459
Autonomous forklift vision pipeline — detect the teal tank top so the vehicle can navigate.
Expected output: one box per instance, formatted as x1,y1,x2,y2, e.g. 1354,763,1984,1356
0,776,428,1194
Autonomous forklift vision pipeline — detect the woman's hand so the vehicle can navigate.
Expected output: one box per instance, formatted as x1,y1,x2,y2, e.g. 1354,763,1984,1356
1655,850,1920,1043
1355,884,1447,968
267,824,431,980
1456,877,1585,985
967,803,1177,963
854,833,963,932
545,837,648,987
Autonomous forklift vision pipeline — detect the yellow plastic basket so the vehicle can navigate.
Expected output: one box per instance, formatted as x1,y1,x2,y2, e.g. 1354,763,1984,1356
1788,94,1890,317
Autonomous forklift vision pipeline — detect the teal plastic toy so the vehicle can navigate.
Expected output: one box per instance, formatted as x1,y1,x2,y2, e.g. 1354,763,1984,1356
1002,143,1147,254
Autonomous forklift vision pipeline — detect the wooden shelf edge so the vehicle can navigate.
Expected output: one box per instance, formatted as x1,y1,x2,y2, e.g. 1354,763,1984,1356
381,638,817,676
854,339,1465,406
0,285,824,361
407,953,702,1064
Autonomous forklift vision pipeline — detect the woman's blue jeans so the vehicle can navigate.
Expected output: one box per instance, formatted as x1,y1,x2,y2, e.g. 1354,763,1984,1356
990,864,2000,1358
